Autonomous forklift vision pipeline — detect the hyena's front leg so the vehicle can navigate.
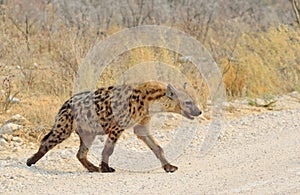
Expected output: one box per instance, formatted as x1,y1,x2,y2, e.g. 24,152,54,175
133,122,178,173
100,138,116,172
100,127,124,172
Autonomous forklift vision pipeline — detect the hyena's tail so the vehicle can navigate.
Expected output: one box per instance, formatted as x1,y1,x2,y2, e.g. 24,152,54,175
27,102,74,166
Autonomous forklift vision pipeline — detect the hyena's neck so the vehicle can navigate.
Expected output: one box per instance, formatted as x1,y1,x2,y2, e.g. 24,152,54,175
135,82,167,102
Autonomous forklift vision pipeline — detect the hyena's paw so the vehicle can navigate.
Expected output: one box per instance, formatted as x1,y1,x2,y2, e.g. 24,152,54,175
100,162,115,173
86,164,100,172
26,152,44,167
163,164,178,173
26,158,34,167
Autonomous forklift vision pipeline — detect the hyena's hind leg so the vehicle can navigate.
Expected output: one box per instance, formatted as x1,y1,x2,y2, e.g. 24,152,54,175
26,111,73,166
76,132,98,172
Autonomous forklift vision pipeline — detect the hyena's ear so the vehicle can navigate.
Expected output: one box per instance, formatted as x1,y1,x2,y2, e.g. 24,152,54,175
166,84,178,100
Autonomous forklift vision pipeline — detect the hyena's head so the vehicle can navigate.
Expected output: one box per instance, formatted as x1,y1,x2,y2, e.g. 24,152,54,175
162,84,202,120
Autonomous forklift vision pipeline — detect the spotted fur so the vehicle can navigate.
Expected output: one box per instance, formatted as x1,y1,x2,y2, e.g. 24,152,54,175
27,81,201,173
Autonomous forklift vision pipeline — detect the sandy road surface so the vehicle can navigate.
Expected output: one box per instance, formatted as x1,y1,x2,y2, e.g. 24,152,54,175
0,104,299,194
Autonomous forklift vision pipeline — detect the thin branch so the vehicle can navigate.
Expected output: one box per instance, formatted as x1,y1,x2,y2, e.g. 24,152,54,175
290,0,300,25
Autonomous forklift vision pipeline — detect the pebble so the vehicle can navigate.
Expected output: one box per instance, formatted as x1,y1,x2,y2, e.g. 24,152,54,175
289,91,299,97
1,134,12,142
255,98,266,106
0,138,8,146
0,123,22,134
13,141,23,147
12,147,19,152
8,96,20,103
12,136,23,143
178,56,193,63
6,114,29,126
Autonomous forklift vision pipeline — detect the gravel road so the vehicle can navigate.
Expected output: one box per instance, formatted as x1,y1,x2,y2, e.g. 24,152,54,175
0,96,299,194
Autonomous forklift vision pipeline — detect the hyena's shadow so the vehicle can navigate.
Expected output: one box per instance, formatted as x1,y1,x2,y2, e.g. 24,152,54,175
3,158,89,176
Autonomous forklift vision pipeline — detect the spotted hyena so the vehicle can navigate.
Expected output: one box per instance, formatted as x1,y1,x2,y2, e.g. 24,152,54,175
27,81,201,173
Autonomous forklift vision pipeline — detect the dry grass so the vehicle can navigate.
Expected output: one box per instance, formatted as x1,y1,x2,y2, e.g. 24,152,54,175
0,2,299,134
221,24,300,98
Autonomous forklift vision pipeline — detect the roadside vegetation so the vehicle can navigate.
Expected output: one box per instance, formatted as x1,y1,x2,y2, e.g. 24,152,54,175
0,0,299,132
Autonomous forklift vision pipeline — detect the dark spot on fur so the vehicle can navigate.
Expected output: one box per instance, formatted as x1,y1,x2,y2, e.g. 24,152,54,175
132,95,138,100
59,109,67,116
60,104,70,111
133,89,141,93
107,108,112,115
49,139,58,144
104,94,110,99
119,113,126,119
124,87,131,94
95,104,101,113
83,99,90,105
155,94,165,99
110,137,115,142
117,130,123,134
108,86,114,90
102,123,109,128
87,110,91,118
113,101,119,107
42,131,52,142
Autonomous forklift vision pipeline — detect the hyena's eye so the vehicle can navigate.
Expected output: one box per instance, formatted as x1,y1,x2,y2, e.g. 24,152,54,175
185,101,193,106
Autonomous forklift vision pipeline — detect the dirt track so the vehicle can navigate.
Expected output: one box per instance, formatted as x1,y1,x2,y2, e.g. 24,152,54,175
0,95,300,194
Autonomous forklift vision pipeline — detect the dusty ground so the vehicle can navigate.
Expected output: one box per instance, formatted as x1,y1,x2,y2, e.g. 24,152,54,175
0,92,300,194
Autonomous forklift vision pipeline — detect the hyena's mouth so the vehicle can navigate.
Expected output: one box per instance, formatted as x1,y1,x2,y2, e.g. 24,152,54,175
182,109,202,120
182,110,195,120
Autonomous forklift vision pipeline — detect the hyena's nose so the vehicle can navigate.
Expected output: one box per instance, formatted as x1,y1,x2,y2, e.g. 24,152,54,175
193,108,202,116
